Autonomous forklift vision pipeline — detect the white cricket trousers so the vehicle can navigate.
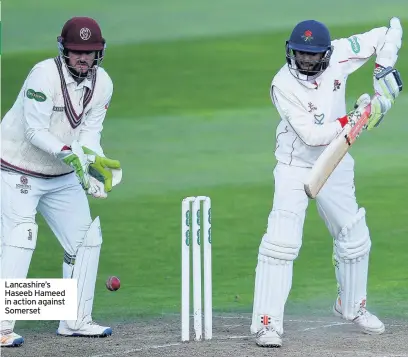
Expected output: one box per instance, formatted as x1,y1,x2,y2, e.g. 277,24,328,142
1,171,92,259
273,154,359,239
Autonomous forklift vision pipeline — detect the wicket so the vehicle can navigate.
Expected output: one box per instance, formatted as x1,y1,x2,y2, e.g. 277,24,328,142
181,196,212,342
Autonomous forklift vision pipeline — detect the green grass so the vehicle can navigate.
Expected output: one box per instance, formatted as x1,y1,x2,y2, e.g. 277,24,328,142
2,1,408,329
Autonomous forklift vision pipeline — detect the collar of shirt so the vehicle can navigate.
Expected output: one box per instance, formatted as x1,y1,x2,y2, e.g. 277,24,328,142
299,76,322,90
61,59,93,90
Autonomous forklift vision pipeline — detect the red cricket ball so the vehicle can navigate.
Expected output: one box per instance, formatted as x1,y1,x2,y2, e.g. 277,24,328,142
106,276,121,291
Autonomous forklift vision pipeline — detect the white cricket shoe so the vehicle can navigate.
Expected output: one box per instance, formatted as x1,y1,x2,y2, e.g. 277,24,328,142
255,326,282,348
333,298,385,335
0,330,24,347
57,320,112,337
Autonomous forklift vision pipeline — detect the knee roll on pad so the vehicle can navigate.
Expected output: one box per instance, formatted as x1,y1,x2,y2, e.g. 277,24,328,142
335,208,371,259
259,210,303,261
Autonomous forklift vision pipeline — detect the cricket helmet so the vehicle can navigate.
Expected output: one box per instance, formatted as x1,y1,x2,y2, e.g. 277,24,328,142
57,17,106,78
285,20,333,80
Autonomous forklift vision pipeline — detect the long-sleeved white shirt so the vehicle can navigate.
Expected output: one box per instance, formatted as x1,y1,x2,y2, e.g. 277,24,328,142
271,26,399,167
1,56,113,177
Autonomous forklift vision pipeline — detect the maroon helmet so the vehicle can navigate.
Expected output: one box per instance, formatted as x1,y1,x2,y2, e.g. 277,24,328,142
57,17,106,78
58,17,105,51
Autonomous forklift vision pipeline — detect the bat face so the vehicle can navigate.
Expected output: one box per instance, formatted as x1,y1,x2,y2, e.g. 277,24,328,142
304,98,372,199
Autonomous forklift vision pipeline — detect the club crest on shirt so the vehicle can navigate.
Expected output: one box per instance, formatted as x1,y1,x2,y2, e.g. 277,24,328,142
333,80,342,91
314,113,325,125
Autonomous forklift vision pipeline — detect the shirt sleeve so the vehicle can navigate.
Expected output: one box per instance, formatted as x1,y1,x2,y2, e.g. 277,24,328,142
333,27,388,76
23,67,67,156
78,75,113,157
271,86,343,147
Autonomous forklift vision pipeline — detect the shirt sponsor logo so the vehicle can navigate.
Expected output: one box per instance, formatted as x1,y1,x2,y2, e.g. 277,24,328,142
26,89,47,102
347,36,361,54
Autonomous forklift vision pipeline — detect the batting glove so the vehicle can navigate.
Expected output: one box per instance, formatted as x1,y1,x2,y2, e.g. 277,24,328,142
374,66,403,102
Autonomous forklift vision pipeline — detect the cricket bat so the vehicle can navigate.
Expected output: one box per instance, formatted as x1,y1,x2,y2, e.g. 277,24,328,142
304,99,372,199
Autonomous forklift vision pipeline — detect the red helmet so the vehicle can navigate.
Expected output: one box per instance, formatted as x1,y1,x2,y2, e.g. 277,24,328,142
58,17,105,51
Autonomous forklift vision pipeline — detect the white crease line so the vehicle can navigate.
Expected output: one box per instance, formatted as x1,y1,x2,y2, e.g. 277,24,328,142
223,324,244,328
222,335,251,340
213,315,408,327
301,322,351,331
96,335,253,356
96,343,182,356
213,315,338,324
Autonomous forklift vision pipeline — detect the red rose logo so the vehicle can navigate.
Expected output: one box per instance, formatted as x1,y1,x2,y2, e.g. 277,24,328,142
304,30,313,37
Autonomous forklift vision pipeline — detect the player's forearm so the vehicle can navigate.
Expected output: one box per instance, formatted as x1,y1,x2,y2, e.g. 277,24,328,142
25,128,67,157
293,120,344,147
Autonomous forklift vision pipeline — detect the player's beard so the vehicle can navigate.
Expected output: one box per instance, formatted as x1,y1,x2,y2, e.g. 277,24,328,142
295,60,321,76
73,61,91,77
67,60,94,82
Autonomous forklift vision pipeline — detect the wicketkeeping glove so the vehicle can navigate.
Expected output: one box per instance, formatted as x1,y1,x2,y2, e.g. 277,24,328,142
82,147,122,193
57,141,91,190
87,176,108,199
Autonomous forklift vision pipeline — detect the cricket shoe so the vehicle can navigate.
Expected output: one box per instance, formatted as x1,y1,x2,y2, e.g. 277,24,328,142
57,320,112,337
0,330,24,347
333,298,385,335
255,326,282,348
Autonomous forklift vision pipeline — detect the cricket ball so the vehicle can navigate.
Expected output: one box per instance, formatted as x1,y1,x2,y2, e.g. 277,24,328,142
106,276,121,291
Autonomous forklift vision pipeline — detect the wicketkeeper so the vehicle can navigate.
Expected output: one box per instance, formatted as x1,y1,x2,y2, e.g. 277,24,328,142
251,18,403,347
0,17,122,347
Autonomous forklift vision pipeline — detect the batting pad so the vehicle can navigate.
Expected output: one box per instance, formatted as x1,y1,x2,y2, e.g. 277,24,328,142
1,222,38,280
251,254,292,335
260,210,303,261
66,217,102,330
1,222,38,332
335,208,371,320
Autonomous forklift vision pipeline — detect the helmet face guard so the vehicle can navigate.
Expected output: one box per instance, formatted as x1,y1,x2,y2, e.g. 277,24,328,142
285,42,333,81
57,17,106,79
285,20,333,81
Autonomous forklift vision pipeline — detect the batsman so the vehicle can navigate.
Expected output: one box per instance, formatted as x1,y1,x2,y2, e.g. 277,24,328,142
251,18,403,347
0,17,122,347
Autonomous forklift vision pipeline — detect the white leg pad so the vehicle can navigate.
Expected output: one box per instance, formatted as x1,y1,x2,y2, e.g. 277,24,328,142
1,223,38,332
251,210,302,335
335,208,371,320
1,222,38,279
251,255,292,335
66,217,102,330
